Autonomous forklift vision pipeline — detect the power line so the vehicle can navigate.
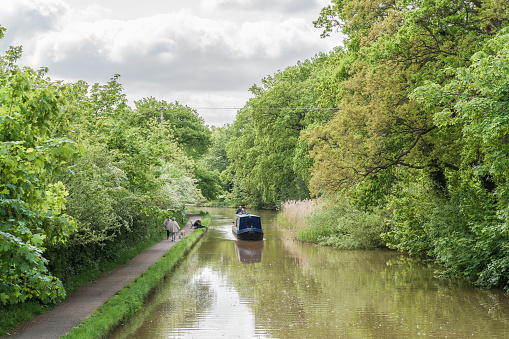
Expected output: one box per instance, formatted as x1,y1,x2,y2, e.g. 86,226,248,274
192,107,338,110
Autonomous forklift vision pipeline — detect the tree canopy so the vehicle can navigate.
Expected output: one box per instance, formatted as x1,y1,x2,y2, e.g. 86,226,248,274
1,44,77,304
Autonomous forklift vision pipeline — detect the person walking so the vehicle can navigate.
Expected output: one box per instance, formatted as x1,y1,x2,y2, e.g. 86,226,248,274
169,217,180,241
163,216,172,240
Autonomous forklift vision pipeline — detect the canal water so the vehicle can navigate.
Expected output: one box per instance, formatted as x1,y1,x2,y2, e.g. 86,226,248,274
109,207,509,338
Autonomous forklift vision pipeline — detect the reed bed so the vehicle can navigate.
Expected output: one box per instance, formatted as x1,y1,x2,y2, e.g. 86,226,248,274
278,199,320,233
279,198,388,248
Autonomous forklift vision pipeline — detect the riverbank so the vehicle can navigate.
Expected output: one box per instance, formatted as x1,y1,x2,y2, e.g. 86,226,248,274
278,199,388,250
4,213,207,339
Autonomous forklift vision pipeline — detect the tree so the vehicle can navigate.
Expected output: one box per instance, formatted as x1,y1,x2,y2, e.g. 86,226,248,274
134,97,212,159
307,0,509,196
200,125,233,196
58,77,199,243
0,42,77,304
404,30,509,287
226,54,338,206
413,29,509,186
308,0,509,288
201,125,232,175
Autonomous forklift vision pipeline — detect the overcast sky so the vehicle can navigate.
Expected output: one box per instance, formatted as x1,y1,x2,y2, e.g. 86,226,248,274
0,0,342,126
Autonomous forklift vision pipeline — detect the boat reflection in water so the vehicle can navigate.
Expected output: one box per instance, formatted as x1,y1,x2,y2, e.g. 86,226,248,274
234,240,264,263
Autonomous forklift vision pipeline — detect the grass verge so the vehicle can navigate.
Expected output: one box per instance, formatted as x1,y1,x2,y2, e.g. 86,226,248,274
186,208,211,226
0,301,51,336
61,227,207,338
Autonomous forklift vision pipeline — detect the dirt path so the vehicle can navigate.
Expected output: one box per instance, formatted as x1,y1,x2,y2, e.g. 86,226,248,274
5,213,202,339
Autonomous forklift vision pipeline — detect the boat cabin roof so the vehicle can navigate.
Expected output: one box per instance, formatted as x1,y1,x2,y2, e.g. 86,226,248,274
235,213,262,229
235,213,260,219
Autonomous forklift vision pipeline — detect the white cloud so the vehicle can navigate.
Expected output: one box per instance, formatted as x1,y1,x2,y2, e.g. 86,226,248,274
22,10,322,68
0,0,343,126
200,0,320,13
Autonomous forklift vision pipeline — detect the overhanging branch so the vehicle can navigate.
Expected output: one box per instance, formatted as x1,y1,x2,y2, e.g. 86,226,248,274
360,125,459,175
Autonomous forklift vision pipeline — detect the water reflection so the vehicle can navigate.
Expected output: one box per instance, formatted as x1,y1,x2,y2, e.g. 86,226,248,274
234,240,264,263
109,207,509,339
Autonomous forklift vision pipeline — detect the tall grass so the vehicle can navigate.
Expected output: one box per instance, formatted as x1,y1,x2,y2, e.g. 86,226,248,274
278,199,319,233
279,197,389,249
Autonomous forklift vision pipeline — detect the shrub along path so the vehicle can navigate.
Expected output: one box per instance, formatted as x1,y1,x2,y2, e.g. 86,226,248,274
7,213,202,339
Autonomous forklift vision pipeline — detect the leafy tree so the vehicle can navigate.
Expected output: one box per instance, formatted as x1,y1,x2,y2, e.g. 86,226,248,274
193,164,222,201
59,143,130,244
306,0,507,196
134,97,212,159
403,29,509,287
306,0,509,289
201,125,232,175
226,53,338,206
0,42,77,304
412,29,509,188
58,77,198,244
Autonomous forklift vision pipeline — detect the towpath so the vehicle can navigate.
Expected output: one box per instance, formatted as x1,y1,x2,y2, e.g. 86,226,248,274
5,213,202,339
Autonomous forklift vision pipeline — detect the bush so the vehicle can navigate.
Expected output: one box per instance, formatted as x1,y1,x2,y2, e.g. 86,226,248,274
279,198,389,249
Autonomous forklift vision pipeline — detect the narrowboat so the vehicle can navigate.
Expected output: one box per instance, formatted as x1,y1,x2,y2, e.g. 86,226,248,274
232,213,264,241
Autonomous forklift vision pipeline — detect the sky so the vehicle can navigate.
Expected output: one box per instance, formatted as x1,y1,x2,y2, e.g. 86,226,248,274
0,0,343,126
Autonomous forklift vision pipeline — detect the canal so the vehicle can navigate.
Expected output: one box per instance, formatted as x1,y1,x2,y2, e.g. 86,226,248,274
109,207,509,338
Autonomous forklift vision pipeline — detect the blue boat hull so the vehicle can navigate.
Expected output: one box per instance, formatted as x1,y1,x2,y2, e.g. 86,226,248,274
233,228,264,241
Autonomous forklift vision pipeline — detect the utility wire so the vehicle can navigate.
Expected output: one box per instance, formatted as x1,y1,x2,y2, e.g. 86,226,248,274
192,107,338,110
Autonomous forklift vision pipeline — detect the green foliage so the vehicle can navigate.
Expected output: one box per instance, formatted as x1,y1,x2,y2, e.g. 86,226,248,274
413,29,509,180
59,143,129,244
306,201,388,249
134,97,212,159
0,22,207,313
193,164,222,201
279,197,389,249
0,43,77,305
200,125,233,197
201,125,232,174
225,53,339,207
313,1,343,39
400,29,509,288
46,228,164,296
282,0,509,289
